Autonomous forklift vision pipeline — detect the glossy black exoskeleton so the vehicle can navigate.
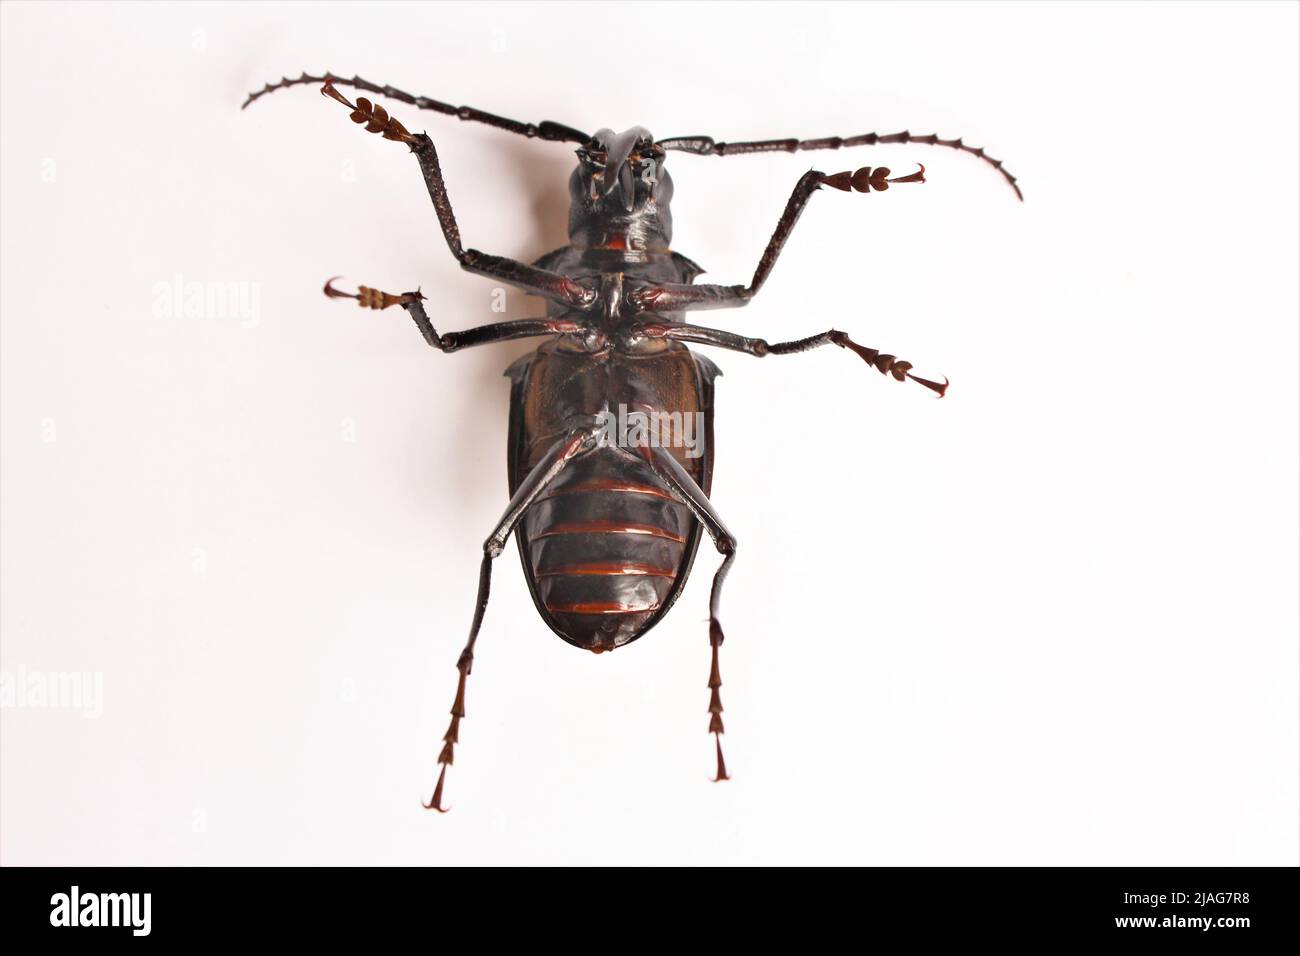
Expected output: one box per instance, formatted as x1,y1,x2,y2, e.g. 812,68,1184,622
244,72,1019,809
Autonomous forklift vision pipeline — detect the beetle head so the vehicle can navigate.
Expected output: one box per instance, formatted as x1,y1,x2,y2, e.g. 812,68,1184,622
568,127,673,251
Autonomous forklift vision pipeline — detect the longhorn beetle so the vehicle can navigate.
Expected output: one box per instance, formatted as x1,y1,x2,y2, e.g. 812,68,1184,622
243,72,1020,810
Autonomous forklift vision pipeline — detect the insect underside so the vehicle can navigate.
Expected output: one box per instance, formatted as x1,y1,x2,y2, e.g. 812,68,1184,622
244,70,1020,810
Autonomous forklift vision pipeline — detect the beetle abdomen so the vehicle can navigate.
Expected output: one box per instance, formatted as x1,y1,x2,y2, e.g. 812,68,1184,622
522,450,695,652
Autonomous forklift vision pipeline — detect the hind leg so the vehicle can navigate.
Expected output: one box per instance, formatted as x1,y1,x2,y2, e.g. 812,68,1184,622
426,424,599,811
634,446,738,782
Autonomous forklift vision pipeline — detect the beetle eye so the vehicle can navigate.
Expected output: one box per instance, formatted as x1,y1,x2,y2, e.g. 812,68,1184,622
577,146,608,168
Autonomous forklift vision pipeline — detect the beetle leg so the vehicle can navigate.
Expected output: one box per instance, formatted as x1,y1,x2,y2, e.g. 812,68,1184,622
316,82,596,312
631,444,738,783
634,322,948,397
323,278,590,351
627,166,925,314
425,425,600,812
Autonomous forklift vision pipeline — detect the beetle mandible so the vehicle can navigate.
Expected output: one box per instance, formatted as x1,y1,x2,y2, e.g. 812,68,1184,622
243,72,1021,810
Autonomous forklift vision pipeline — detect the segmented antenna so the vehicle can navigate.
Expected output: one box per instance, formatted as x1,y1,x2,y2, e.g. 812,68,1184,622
241,70,591,144
661,130,1022,200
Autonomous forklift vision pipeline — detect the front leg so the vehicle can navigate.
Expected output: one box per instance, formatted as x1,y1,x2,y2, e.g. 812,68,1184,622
628,165,925,314
322,278,590,352
633,320,948,397
320,82,595,312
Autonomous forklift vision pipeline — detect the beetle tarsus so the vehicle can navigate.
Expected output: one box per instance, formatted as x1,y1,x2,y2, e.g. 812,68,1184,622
708,626,725,734
828,331,947,398
817,163,926,193
425,660,470,813
712,733,730,783
423,765,451,813
708,616,730,781
907,373,949,398
322,276,354,301
321,79,414,143
323,277,424,310
889,163,926,185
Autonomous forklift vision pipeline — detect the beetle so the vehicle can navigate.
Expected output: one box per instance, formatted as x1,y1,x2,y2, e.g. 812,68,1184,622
243,72,1020,810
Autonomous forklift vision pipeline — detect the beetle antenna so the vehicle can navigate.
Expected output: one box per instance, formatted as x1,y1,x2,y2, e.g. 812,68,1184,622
242,71,591,145
661,128,1022,200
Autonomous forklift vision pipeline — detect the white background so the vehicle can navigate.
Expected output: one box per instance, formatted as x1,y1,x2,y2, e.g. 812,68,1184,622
2,1,1296,866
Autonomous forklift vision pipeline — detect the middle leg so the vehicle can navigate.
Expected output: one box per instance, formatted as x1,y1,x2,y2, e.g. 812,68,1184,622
323,278,590,352
632,321,948,397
